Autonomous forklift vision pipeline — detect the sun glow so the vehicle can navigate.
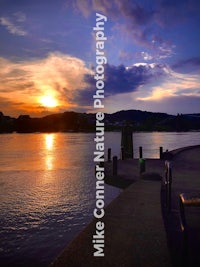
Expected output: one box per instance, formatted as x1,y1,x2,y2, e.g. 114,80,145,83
40,95,58,108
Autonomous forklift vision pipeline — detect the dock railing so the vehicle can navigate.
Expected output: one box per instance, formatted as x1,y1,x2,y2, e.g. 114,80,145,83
164,160,172,213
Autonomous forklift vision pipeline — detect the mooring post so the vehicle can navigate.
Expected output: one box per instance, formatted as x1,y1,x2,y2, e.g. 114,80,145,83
121,146,124,160
160,147,163,159
139,158,146,175
108,148,111,162
139,146,143,159
113,156,118,176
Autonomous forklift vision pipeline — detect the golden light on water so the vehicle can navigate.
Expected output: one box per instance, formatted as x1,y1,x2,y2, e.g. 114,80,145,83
45,134,54,150
46,156,53,170
44,134,55,170
42,133,72,171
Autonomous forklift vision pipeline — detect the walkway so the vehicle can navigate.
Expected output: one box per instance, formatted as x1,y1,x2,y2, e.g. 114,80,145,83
50,145,200,267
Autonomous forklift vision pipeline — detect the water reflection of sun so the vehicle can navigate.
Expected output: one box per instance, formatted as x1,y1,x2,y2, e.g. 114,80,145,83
45,134,54,150
46,156,53,170
44,134,55,170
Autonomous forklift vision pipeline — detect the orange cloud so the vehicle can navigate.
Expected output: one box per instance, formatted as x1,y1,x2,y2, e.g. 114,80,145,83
136,68,200,101
0,52,92,117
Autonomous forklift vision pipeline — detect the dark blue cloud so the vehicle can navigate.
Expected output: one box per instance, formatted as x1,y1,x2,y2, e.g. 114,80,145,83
104,64,151,95
172,57,200,73
75,63,167,106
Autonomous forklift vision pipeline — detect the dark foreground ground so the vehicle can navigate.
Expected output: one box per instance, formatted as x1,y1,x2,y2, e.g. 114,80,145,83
161,146,200,267
50,145,200,267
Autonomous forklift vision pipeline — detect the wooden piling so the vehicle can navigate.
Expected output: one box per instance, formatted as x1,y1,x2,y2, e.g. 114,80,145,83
139,158,146,175
139,146,143,159
160,147,163,159
108,148,111,162
121,146,124,160
121,125,133,159
113,156,118,176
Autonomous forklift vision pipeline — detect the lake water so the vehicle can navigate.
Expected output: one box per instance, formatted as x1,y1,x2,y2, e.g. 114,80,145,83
0,131,200,267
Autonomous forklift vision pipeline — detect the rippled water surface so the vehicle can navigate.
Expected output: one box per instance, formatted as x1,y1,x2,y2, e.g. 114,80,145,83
0,133,121,267
105,131,200,158
0,132,199,266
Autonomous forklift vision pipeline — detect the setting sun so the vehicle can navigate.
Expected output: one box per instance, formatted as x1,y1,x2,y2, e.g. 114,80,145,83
40,95,58,108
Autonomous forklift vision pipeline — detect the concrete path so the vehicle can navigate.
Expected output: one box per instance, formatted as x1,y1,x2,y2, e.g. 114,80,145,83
50,179,171,267
50,145,200,267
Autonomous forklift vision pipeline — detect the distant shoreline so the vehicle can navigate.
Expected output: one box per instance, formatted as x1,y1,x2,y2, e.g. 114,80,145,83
1,109,200,133
0,129,200,134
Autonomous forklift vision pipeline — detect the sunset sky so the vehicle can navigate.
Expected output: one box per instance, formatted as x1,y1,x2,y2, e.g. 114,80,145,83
0,0,200,117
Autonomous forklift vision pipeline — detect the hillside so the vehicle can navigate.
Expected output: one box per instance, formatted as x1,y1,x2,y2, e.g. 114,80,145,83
0,110,200,133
